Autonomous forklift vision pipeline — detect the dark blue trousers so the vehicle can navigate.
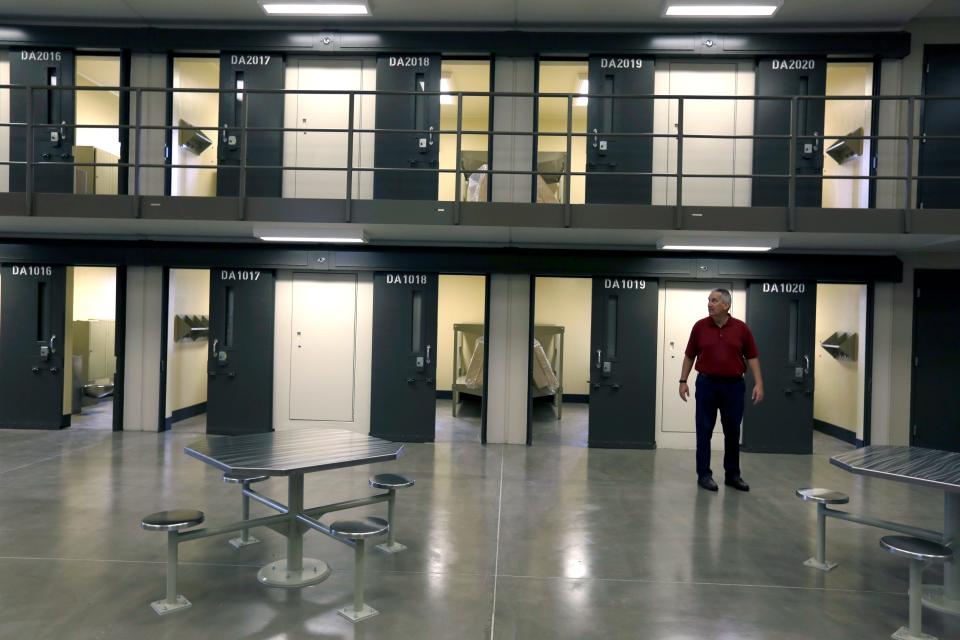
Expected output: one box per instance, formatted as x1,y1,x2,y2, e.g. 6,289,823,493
695,374,745,479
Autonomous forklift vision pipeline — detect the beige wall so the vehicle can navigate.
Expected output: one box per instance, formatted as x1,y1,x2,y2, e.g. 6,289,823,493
814,284,867,437
436,275,486,391
534,277,591,395
172,58,219,197
822,63,873,209
165,268,209,416
72,266,116,320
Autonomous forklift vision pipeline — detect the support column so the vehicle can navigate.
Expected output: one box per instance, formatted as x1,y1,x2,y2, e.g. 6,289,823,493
485,274,531,445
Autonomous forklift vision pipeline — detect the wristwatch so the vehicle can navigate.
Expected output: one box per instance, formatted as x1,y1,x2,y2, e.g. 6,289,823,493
679,379,687,383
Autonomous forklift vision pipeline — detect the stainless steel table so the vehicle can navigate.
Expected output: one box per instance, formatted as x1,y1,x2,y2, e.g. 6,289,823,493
185,428,404,588
831,445,960,615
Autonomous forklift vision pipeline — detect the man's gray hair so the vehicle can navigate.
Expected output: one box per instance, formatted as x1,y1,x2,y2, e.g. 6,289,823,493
712,288,732,306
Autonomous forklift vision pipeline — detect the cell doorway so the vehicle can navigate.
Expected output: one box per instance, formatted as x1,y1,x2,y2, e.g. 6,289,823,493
163,268,210,433
68,267,120,430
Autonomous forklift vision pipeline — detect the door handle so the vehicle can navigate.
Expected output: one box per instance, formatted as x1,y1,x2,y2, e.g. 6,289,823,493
428,125,435,147
426,344,431,365
59,121,68,143
592,128,599,148
803,355,810,374
212,338,219,356
812,131,819,152
596,349,602,368
49,335,56,355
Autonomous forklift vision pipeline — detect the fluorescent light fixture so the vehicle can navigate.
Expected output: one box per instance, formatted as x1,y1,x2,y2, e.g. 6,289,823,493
575,78,588,107
260,1,370,16
663,1,781,17
440,76,453,105
254,228,367,244
657,237,778,252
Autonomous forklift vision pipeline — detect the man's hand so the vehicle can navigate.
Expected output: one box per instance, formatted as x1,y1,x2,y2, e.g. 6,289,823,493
679,382,690,402
751,384,764,404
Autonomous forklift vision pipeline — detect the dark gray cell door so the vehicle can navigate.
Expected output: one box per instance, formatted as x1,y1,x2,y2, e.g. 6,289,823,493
0,264,67,429
918,46,960,209
911,270,960,452
743,281,817,454
370,272,438,442
217,52,284,197
588,276,658,448
206,268,275,436
373,54,441,200
585,56,654,204
752,57,826,207
9,49,76,194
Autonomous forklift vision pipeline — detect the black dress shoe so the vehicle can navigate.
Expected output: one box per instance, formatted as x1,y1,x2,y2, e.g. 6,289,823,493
697,475,719,492
725,476,750,492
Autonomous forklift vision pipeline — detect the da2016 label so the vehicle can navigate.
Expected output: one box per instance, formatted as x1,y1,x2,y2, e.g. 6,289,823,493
20,51,62,62
386,274,429,285
221,270,261,281
761,282,806,293
604,278,646,290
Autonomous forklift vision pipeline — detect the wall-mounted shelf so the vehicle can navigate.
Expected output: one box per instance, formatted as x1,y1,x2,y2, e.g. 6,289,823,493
820,331,857,361
174,315,209,342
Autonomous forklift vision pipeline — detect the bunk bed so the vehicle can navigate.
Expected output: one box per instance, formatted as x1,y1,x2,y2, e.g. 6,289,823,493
451,323,565,418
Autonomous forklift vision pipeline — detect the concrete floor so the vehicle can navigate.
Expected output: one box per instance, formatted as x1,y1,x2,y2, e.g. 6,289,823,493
5,427,957,640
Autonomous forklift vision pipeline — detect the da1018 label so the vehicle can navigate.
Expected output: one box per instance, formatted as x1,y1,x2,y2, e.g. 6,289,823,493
386,274,429,285
762,282,806,293
11,265,53,276
221,270,261,281
604,278,646,290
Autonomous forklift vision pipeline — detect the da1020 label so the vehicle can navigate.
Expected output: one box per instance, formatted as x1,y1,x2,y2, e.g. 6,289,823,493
761,282,806,293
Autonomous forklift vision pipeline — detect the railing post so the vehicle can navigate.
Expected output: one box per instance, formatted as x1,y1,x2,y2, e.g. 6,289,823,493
134,88,142,198
25,86,34,215
903,96,915,233
564,94,573,228
345,91,355,223
237,90,249,220
454,93,463,225
788,97,797,231
674,97,684,229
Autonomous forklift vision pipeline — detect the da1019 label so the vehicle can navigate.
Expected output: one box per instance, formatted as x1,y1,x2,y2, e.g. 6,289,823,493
604,278,646,290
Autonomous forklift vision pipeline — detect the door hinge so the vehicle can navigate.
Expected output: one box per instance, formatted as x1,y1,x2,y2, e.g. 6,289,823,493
926,63,930,74
912,424,917,436
871,156,877,170
914,356,919,367
916,288,921,298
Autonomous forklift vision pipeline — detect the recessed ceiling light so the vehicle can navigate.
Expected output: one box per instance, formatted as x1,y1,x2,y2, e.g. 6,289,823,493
663,1,781,18
575,78,588,107
657,237,778,252
254,227,368,243
259,1,370,16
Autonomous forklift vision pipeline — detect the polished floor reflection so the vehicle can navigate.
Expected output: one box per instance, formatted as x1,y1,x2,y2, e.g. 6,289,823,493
0,428,956,640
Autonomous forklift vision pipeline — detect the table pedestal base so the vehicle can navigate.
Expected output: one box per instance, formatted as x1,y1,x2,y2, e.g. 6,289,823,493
338,603,379,622
257,558,331,588
922,585,960,616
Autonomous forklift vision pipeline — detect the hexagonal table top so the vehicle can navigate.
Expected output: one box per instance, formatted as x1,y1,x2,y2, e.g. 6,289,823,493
185,428,404,476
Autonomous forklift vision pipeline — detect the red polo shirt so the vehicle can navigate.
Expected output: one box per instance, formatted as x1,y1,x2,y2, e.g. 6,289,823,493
684,315,759,377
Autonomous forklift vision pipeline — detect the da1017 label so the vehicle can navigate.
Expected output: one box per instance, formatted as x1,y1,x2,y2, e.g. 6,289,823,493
221,270,261,281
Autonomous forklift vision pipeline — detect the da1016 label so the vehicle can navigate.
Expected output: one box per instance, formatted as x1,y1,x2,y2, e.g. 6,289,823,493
11,265,53,276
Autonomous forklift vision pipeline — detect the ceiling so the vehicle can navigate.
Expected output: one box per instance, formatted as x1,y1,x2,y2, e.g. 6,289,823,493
0,0,957,30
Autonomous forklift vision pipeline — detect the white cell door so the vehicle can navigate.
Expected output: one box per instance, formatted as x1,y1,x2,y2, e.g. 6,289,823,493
289,273,357,421
665,63,739,206
660,281,733,434
284,59,364,199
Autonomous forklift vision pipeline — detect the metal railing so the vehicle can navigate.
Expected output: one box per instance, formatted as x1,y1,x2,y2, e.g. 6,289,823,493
0,84,957,229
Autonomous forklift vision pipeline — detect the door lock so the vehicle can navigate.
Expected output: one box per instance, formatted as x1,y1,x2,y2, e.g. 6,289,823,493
49,131,60,144
415,356,425,371
602,361,612,377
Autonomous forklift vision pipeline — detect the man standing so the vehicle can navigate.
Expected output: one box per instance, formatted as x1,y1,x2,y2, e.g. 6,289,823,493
679,288,763,492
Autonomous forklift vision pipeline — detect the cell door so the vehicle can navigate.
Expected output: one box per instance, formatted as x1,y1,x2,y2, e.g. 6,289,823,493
207,268,275,436
9,49,76,193
742,281,816,454
217,52,284,197
752,57,826,207
917,46,960,209
588,276,658,448
370,273,438,442
373,54,441,200
585,56,654,204
0,264,67,429
911,270,960,452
